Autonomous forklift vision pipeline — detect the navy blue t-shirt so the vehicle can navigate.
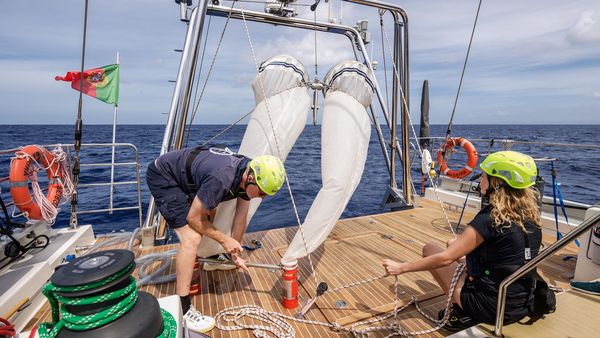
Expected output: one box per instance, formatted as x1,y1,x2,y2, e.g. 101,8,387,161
155,147,249,210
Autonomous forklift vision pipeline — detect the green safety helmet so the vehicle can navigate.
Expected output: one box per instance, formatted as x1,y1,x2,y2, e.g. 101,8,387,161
480,151,537,189
249,155,286,195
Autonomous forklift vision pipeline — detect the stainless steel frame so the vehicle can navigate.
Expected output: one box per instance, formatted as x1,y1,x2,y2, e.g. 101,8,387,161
146,0,413,230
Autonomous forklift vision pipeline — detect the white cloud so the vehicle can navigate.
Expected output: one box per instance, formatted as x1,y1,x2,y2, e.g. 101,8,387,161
2,0,600,124
567,10,600,45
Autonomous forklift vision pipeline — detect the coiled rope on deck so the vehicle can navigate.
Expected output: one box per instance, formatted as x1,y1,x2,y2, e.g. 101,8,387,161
37,263,176,338
215,263,466,337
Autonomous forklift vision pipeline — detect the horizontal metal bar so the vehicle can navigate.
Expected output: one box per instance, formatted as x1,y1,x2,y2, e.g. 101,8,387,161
495,211,600,336
198,258,282,271
0,143,139,153
77,206,140,215
208,5,355,35
412,136,600,150
77,181,137,188
80,162,138,167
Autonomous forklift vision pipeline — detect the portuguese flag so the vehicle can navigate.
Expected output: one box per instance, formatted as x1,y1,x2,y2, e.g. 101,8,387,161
55,64,120,105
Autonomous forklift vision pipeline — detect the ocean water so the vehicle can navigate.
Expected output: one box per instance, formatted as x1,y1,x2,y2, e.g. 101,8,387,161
1,124,598,235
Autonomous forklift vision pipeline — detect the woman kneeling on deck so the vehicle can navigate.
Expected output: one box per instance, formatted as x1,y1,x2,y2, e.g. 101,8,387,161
383,151,542,331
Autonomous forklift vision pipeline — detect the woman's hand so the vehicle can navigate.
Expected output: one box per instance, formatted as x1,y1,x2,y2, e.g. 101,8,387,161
382,259,405,276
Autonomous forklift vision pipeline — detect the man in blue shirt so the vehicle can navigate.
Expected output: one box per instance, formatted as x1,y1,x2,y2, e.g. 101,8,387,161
146,146,285,316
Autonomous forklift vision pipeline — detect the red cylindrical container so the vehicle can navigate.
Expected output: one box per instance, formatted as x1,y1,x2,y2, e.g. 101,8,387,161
282,262,298,309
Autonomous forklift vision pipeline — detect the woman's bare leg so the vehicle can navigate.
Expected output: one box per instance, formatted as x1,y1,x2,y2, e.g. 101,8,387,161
423,242,467,307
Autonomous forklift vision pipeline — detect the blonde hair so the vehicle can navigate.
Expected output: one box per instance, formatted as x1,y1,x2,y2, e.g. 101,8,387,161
487,175,541,232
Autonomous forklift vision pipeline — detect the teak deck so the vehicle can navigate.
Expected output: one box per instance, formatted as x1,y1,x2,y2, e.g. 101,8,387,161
26,199,579,337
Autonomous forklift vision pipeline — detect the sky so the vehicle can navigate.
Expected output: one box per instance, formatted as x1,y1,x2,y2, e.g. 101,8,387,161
1,0,599,125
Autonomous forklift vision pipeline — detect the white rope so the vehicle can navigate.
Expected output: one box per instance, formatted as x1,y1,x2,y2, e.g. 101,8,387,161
15,146,58,224
29,168,58,224
12,145,73,224
239,5,321,288
51,146,75,201
379,13,457,239
215,263,466,337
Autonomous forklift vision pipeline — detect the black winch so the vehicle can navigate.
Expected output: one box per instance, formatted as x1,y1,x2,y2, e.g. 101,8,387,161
36,249,175,338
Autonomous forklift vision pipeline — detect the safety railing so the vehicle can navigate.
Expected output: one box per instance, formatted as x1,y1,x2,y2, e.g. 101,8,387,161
68,143,143,227
494,211,600,336
0,143,143,228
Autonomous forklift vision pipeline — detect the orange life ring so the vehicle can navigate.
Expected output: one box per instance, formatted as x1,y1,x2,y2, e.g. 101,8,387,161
9,145,63,220
437,137,478,179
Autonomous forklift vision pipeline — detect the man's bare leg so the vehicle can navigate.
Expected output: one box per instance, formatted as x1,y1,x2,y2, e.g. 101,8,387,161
174,225,202,296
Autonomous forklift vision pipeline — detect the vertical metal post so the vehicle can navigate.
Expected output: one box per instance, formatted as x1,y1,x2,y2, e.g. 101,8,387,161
70,0,90,229
398,21,412,204
144,1,209,229
389,21,400,189
109,52,120,214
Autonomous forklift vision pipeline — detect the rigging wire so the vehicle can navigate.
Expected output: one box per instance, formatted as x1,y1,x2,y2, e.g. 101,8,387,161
312,5,318,77
184,1,237,144
69,0,90,228
445,0,483,139
185,13,214,147
380,10,457,238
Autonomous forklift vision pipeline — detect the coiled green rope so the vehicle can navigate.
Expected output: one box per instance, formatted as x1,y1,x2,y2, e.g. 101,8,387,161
37,263,176,338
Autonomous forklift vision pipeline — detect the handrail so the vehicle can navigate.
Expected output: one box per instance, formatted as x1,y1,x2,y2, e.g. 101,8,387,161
494,210,600,336
411,136,600,150
0,143,143,228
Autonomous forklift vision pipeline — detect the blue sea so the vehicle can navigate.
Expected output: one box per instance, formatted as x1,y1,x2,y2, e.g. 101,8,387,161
1,124,598,235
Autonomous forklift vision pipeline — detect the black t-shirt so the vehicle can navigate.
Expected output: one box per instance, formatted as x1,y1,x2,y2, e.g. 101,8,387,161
155,147,249,210
466,205,542,296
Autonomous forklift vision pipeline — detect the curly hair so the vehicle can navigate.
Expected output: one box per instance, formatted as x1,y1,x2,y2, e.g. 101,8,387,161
487,175,541,232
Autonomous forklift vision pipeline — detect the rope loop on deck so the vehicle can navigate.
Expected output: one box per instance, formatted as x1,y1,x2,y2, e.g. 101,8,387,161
214,263,466,337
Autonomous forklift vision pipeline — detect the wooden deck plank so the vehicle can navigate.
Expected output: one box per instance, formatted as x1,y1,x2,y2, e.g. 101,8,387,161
23,199,579,337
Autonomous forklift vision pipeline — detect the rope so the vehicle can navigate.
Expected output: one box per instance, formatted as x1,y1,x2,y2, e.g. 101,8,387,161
239,5,321,288
215,263,466,337
11,145,73,224
37,263,176,338
0,317,16,337
51,146,75,200
379,14,457,239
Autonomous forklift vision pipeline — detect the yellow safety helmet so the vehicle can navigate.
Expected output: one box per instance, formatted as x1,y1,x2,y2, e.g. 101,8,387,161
249,155,286,195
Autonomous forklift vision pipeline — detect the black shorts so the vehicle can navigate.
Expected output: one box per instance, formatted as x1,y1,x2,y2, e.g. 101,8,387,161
146,161,192,229
460,277,531,325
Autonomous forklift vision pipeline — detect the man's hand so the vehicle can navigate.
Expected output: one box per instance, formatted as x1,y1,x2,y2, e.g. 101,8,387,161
382,259,405,276
231,252,249,272
220,236,244,256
